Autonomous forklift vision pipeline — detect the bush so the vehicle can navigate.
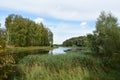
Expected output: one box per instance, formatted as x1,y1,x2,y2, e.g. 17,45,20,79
0,39,6,49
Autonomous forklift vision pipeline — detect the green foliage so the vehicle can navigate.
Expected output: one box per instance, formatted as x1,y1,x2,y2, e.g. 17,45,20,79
0,39,6,48
0,54,16,79
0,29,6,48
47,28,53,47
87,34,99,53
63,36,87,47
87,11,120,56
5,14,53,47
15,53,120,80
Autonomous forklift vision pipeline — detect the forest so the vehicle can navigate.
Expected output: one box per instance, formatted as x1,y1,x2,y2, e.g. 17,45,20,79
1,14,53,47
63,36,87,47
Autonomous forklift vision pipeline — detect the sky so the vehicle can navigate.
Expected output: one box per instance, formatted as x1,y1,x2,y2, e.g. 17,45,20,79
0,0,120,44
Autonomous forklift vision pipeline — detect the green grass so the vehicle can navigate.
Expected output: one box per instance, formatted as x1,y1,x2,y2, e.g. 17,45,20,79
0,46,54,79
14,52,120,80
5,46,52,54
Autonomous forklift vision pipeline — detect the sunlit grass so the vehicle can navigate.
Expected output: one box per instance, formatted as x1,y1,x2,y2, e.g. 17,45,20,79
0,49,6,54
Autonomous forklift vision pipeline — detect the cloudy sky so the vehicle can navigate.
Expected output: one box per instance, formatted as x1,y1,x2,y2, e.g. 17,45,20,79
0,0,120,44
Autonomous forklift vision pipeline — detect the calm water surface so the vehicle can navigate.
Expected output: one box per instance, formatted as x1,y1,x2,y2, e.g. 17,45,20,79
49,47,71,55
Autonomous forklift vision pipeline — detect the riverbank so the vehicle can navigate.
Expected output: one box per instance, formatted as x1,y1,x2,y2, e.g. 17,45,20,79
15,52,120,80
0,46,53,54
0,47,120,80
0,46,54,79
64,47,89,53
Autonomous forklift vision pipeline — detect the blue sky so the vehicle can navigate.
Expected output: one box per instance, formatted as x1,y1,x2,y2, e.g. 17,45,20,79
0,0,120,44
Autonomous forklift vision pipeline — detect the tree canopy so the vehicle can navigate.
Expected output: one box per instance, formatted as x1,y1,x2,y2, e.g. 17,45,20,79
5,14,53,47
87,11,120,56
63,36,87,47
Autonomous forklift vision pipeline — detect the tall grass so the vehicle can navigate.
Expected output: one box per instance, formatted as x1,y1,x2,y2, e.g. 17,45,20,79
6,46,52,54
15,53,120,80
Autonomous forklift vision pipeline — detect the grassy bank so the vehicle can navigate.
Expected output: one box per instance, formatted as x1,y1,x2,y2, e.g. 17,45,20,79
3,46,53,54
14,52,120,80
0,46,54,79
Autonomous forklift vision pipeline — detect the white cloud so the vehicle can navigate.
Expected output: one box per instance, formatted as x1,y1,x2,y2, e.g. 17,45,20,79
0,0,119,44
0,16,6,29
0,0,120,21
80,22,88,28
80,22,87,26
49,22,95,44
34,17,44,24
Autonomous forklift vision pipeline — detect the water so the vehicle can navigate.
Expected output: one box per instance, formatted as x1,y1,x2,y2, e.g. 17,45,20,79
49,47,71,55
0,47,70,79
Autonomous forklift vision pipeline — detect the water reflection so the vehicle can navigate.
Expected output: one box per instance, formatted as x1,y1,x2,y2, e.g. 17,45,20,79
0,47,70,79
49,47,71,55
0,49,49,80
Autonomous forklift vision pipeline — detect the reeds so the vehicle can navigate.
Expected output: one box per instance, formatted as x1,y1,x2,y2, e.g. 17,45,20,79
15,53,120,80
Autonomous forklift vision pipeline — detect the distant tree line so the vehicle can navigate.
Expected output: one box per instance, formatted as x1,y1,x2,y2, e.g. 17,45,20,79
63,36,87,47
5,14,53,47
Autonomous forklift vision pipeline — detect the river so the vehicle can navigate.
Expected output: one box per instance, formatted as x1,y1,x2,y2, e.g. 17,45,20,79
49,47,71,55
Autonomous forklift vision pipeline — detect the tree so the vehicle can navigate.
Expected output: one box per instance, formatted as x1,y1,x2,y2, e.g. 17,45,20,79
0,29,6,48
87,34,99,53
47,28,53,47
5,14,53,47
5,14,15,45
88,11,120,56
63,36,87,47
